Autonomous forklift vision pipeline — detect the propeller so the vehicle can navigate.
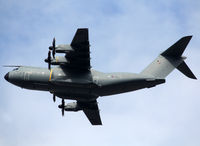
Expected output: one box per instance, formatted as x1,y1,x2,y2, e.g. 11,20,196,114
47,50,51,70
49,37,56,58
45,37,56,70
44,51,51,70
58,99,65,116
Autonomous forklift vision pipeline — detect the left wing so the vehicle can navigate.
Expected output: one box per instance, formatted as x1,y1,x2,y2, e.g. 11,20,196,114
79,100,102,125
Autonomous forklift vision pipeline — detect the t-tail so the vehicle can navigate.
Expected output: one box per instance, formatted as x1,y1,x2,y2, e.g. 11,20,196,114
141,36,197,80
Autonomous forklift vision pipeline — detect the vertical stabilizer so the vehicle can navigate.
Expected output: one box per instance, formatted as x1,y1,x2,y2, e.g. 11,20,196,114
161,36,192,57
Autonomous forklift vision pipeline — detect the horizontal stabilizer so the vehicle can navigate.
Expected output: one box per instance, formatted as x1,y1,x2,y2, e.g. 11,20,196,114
161,36,192,57
177,61,197,79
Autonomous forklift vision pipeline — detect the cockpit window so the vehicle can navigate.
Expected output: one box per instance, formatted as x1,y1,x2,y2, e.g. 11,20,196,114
13,68,19,71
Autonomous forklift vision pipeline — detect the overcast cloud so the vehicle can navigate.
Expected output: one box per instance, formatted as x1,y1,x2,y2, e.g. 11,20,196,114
0,0,200,146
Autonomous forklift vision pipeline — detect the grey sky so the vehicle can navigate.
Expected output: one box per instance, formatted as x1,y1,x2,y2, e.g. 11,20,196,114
0,0,200,146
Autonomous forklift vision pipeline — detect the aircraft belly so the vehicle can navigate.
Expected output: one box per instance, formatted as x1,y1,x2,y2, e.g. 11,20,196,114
52,86,90,94
95,78,165,96
95,82,145,96
55,93,96,101
20,81,49,91
98,84,146,96
50,83,98,101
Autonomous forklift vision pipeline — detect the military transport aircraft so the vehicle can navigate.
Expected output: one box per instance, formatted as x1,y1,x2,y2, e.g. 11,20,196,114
4,28,197,125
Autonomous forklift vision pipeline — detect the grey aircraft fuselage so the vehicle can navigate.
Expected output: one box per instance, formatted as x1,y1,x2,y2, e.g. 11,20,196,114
5,66,164,101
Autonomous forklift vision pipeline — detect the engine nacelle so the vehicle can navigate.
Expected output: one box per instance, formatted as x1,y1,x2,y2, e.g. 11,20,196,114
64,102,81,112
45,56,69,65
51,56,69,65
55,44,74,53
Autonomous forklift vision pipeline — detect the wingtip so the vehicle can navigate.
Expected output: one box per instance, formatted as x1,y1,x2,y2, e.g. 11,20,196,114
192,76,197,80
77,28,88,31
182,35,193,40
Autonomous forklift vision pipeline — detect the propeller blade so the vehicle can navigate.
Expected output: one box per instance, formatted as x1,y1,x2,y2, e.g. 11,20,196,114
52,37,56,58
62,107,65,116
53,37,55,48
53,94,56,102
48,37,55,51
61,99,65,116
48,50,51,70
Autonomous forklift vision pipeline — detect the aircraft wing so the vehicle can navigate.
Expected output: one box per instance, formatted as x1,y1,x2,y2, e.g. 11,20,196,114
79,100,102,125
64,28,91,70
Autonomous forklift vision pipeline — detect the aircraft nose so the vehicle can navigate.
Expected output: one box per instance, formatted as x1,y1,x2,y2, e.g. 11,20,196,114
4,73,9,81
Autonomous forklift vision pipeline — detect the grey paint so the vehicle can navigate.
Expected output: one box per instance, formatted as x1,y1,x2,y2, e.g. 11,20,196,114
141,55,183,78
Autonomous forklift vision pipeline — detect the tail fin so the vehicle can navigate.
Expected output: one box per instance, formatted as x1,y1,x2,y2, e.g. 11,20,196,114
141,36,197,79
